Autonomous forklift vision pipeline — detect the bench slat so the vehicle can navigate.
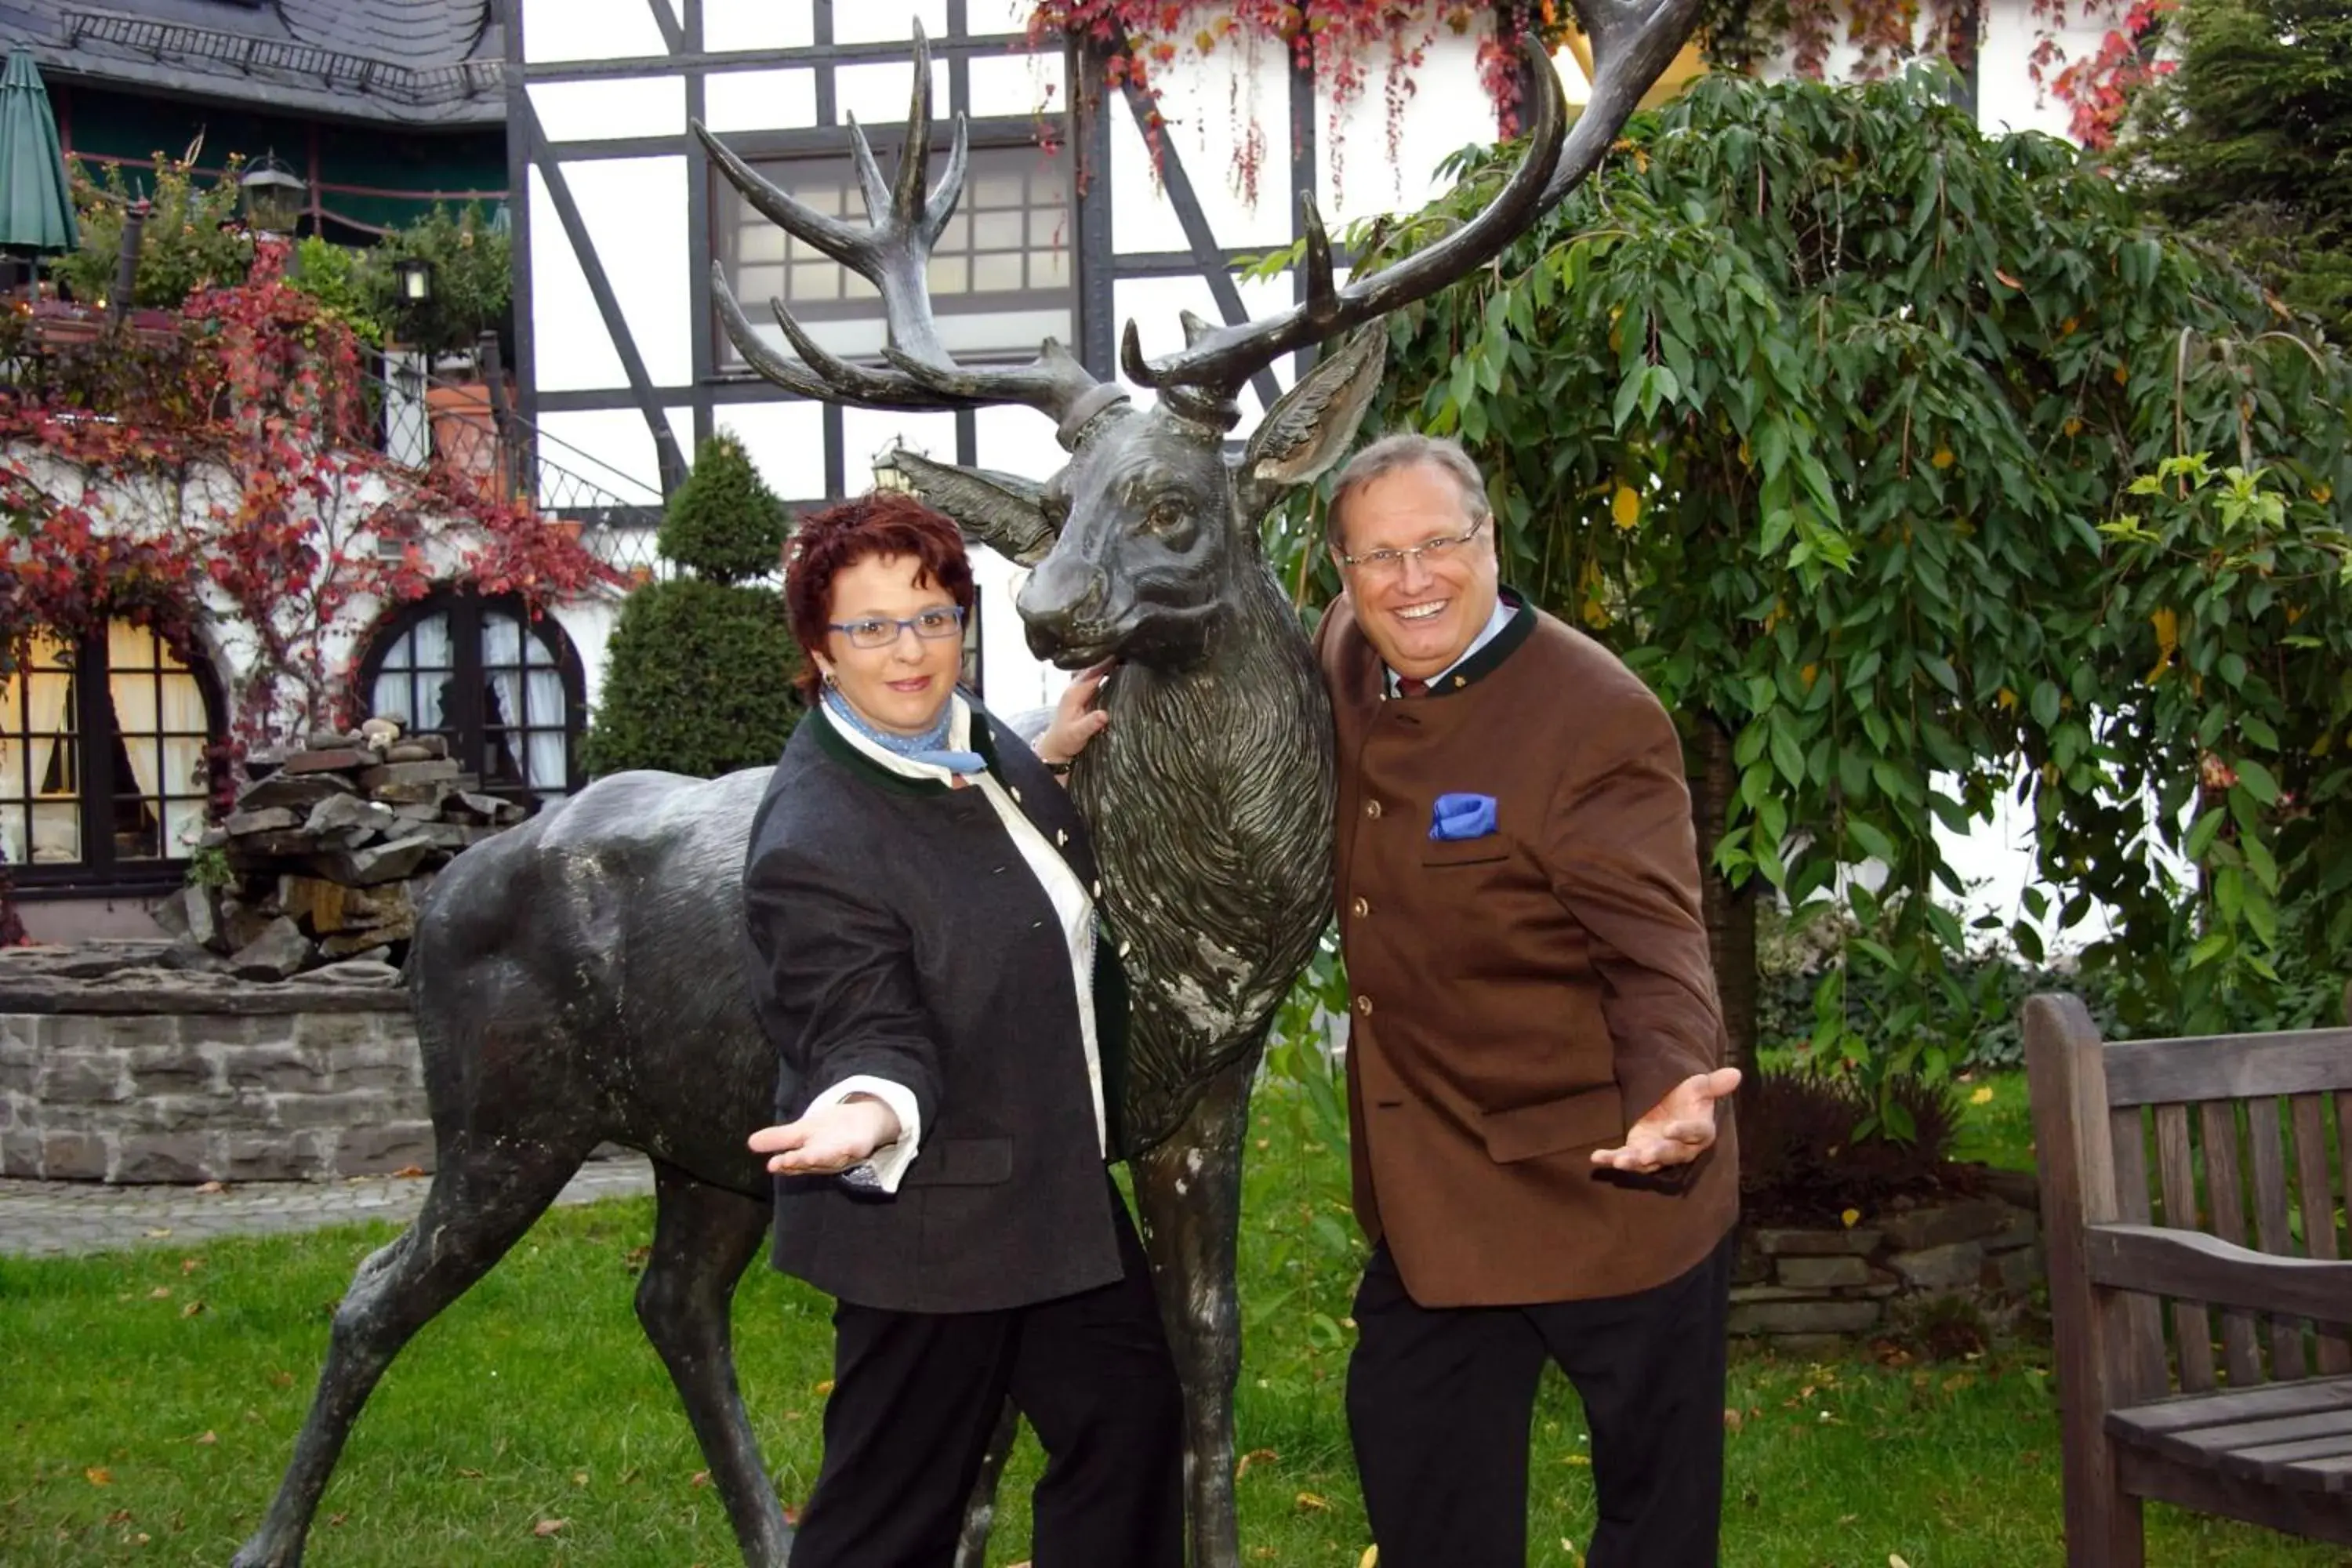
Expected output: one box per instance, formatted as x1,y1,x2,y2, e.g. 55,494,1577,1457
2200,1101,2268,1384
2247,1097,2308,1380
2156,1102,2219,1391
2229,1435,2352,1493
2106,1029,2352,1108
2112,1375,2352,1435
2292,1094,2350,1376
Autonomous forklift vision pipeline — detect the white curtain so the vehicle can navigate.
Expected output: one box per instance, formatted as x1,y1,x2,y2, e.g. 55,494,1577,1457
158,649,212,859
481,613,568,798
107,624,164,857
5,632,78,863
371,612,456,731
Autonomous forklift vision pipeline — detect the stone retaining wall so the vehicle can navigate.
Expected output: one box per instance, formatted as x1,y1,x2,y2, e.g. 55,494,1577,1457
0,972,428,1184
1731,1181,2043,1354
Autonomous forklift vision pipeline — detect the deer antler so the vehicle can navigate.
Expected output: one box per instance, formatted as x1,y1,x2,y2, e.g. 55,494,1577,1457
698,23,1125,445
1125,0,1704,423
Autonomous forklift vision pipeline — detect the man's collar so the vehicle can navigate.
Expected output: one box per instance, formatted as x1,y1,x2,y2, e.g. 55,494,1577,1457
1382,589,1536,699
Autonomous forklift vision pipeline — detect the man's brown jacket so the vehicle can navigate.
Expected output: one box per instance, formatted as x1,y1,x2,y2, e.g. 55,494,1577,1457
1319,590,1738,1307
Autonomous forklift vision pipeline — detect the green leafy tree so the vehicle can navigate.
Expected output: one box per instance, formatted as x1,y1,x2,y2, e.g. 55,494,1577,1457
581,434,802,779
1267,67,2352,1129
53,150,251,310
371,205,514,361
2122,0,2352,345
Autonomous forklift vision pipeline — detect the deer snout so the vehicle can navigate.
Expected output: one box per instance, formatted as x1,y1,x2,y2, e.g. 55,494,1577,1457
1018,557,1112,630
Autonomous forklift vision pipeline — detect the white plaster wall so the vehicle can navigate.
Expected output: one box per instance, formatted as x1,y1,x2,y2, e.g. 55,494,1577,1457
704,69,822,132
836,58,953,125
1112,271,1300,420
528,78,688,143
535,410,667,505
833,0,950,46
1315,26,1498,225
527,172,626,394
705,0,815,53
520,0,670,64
1109,34,1295,253
716,400,830,500
967,52,1063,118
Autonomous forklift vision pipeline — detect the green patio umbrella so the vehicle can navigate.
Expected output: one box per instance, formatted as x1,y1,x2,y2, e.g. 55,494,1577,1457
0,45,77,259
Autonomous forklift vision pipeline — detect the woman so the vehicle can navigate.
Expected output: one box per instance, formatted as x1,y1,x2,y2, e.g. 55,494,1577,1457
739,491,1184,1568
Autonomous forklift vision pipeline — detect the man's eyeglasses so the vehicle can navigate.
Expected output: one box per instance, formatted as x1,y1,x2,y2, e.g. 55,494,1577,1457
1334,515,1488,575
828,606,967,649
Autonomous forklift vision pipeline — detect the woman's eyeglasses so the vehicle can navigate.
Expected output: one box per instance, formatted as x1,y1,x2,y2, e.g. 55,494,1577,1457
828,606,967,649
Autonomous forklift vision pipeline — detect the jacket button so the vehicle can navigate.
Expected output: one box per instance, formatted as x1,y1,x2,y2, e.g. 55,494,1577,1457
1091,879,1102,898
1056,828,1069,846
1351,896,1370,918
1011,787,1023,803
1364,800,1383,819
1354,994,1373,1017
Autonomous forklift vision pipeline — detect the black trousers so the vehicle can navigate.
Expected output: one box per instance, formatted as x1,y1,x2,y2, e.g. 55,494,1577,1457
1347,1231,1735,1568
787,1194,1185,1568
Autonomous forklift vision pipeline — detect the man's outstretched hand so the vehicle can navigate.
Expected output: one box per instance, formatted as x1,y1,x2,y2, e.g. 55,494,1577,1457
1591,1068,1741,1174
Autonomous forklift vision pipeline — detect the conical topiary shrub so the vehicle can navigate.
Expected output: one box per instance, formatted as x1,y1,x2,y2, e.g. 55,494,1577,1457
580,434,802,779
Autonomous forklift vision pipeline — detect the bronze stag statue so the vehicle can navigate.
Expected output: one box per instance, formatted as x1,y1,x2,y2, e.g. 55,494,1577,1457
231,4,1702,1564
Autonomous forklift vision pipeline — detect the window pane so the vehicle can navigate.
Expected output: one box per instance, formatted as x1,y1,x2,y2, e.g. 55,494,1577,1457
937,212,969,251
975,172,1025,207
481,612,524,670
927,255,969,294
973,211,1023,252
30,800,78,863
790,262,840,301
739,224,787,264
1030,250,1070,290
1029,210,1065,248
971,253,1024,292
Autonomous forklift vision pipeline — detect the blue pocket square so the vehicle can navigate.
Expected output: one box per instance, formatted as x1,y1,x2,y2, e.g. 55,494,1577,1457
1431,792,1498,841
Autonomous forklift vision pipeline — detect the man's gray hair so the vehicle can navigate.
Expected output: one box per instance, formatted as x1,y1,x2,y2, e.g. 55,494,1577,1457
1327,433,1490,550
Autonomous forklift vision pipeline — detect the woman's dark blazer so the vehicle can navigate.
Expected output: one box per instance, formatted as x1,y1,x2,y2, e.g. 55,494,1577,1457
739,699,1134,1315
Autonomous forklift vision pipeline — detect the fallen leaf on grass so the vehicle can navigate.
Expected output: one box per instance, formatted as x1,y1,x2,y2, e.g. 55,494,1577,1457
194,1432,216,1446
1969,1086,1994,1105
572,1471,589,1486
1294,1492,1330,1512
1892,1556,1913,1568
132,1532,151,1544
392,1165,426,1178
85,1468,111,1486
690,1471,710,1488
1563,1454,1592,1467
180,1258,203,1274
328,1513,346,1527
1840,1208,1861,1228
1359,1547,1379,1568
195,1181,227,1195
813,1379,835,1396
532,1518,568,1537
458,1468,485,1479
1232,1448,1277,1482
149,1287,172,1301
144,1228,172,1239
107,1508,130,1525
269,1371,295,1388
181,1300,205,1318
1722,1407,1744,1432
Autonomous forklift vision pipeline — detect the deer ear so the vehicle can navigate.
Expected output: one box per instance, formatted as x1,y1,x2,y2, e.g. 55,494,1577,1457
1235,327,1388,519
892,450,1059,567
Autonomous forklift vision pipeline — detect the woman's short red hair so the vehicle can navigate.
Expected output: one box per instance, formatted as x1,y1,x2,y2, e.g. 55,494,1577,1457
783,492,975,702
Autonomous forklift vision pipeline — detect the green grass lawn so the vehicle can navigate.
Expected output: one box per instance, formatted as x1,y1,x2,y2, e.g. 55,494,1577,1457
1,1074,2335,1566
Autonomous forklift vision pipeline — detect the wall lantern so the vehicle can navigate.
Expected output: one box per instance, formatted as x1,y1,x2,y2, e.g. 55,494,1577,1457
394,255,435,304
238,150,307,235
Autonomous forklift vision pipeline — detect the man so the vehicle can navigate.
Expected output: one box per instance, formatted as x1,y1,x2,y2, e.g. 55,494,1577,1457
1314,432,1743,1568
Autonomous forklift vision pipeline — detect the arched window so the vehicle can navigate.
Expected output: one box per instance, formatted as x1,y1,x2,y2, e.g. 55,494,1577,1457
0,623,224,889
357,593,585,808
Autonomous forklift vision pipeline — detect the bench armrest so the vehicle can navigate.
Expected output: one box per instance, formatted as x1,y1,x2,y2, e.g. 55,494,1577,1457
2087,1223,2352,1326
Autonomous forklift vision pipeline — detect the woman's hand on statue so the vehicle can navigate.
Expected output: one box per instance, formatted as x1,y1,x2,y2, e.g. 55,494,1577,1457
748,1096,903,1176
1036,659,1116,771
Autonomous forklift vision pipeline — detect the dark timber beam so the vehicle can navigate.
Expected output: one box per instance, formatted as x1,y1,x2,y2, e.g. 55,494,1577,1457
644,0,684,56
514,93,691,495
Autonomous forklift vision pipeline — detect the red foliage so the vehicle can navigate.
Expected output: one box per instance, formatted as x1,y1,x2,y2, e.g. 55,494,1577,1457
0,238,622,771
1029,0,1576,205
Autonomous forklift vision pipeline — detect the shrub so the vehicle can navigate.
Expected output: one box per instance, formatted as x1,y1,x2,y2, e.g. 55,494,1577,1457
54,150,251,310
371,205,511,362
657,434,790,584
580,436,800,779
1738,1066,1962,1225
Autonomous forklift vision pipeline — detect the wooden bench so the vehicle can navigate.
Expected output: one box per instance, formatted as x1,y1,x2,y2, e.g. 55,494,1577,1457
2025,989,2352,1563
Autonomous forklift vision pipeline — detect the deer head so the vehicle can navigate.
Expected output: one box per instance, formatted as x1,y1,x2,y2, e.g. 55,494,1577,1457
698,0,1702,671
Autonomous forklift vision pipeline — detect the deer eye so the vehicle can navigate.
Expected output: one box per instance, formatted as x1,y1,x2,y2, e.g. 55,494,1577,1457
1145,499,1189,536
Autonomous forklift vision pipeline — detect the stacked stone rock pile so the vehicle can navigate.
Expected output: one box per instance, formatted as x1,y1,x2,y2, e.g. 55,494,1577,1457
154,727,526,981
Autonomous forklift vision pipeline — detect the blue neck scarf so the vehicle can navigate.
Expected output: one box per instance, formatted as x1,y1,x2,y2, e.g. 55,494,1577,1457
824,691,987,775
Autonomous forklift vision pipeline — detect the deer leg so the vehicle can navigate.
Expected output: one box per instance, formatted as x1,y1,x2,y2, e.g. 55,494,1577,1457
1132,1057,1256,1568
635,1161,793,1568
230,1134,592,1568
950,1398,1022,1568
